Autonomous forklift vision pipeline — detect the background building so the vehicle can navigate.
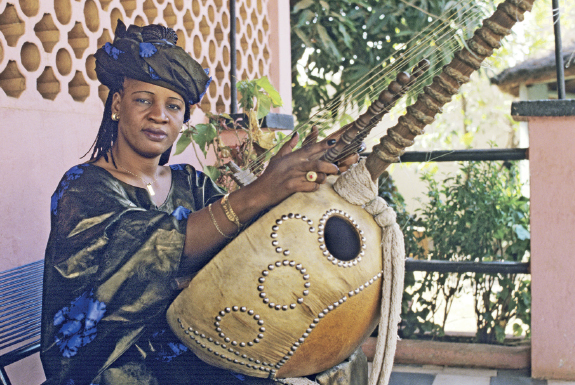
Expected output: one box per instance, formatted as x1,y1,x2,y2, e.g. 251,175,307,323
0,1,291,382
0,0,292,269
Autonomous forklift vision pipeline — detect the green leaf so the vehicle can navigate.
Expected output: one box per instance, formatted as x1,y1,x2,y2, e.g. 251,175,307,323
316,24,340,58
191,123,218,157
257,96,273,120
319,0,329,11
203,165,221,181
338,24,352,49
237,80,256,111
329,11,347,23
276,131,286,142
175,131,192,155
461,132,474,147
293,0,314,13
316,23,330,45
294,27,314,47
367,8,386,30
339,113,354,126
296,9,315,28
256,76,283,107
513,225,531,240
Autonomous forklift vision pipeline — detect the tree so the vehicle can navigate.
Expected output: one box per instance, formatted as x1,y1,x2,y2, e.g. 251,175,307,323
290,0,497,123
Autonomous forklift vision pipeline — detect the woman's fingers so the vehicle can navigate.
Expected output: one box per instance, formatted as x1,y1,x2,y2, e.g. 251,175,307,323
253,129,345,204
304,158,339,176
294,137,338,166
273,128,338,165
302,126,319,148
301,179,322,192
274,132,299,158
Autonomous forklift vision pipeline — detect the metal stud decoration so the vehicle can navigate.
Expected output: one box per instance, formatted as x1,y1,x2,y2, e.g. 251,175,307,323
167,193,385,380
318,209,366,267
175,261,383,379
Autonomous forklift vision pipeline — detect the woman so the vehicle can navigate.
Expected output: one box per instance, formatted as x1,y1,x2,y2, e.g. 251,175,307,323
40,22,343,385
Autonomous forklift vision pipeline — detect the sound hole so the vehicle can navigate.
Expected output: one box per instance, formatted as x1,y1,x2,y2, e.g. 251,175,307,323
324,216,361,261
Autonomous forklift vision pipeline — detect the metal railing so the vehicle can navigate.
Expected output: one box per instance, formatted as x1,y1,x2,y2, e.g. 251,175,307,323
365,147,530,276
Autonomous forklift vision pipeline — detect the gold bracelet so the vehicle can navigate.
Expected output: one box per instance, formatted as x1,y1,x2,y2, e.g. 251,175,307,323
208,203,233,239
221,193,242,230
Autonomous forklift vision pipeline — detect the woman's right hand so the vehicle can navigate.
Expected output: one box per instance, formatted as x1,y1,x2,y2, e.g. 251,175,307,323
240,132,340,211
182,131,339,267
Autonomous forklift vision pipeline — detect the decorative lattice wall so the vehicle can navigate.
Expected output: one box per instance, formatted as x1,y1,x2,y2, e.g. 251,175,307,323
0,0,271,113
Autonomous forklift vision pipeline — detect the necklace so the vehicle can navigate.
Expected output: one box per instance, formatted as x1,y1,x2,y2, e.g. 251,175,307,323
118,164,159,196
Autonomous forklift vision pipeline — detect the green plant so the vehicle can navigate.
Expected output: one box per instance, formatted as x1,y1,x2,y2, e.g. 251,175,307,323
236,76,283,119
290,0,495,122
398,160,531,344
175,76,284,191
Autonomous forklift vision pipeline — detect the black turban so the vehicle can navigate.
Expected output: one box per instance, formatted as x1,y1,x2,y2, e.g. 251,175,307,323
95,20,212,123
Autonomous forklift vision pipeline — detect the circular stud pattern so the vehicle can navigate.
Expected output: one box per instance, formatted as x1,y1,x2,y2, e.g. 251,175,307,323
176,317,277,376
269,213,317,255
213,307,264,346
258,260,310,310
318,209,366,267
176,213,382,378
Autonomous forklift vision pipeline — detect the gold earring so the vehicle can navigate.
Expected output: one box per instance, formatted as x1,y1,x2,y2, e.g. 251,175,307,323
111,112,120,121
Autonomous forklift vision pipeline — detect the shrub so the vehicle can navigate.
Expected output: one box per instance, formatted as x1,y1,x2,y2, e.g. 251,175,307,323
384,161,531,343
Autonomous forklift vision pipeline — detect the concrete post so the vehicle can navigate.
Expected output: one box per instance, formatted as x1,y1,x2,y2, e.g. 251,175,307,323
512,100,575,380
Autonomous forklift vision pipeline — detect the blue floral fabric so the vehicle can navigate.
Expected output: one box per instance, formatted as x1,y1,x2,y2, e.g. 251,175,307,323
232,373,246,381
139,42,158,58
53,291,106,358
103,42,123,60
95,21,211,125
50,164,88,215
171,206,191,220
196,75,212,105
150,329,189,362
170,164,185,171
160,342,188,362
149,65,161,80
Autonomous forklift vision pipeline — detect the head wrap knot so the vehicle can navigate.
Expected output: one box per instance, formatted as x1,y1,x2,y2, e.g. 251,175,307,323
95,21,211,122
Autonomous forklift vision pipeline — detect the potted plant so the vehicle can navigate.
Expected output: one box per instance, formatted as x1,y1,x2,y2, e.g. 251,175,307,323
175,76,288,191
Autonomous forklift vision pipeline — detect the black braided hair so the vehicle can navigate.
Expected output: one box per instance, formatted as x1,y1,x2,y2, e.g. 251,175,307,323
85,85,121,165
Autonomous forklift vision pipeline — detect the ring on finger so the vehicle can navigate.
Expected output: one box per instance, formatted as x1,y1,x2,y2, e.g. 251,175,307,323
306,171,318,182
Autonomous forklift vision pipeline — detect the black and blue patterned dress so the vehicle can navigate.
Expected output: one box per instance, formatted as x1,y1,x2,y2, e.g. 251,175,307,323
40,163,274,385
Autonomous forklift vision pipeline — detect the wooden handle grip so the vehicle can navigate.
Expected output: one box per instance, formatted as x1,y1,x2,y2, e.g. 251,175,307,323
321,59,430,163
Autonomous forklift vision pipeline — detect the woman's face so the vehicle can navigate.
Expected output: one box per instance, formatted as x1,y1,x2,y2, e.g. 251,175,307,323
111,78,186,159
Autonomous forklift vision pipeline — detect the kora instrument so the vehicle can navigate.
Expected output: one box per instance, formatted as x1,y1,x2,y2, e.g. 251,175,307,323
167,0,536,380
168,176,383,378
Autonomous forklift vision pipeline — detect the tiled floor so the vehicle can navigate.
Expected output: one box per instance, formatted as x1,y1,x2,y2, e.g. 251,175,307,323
388,365,575,385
